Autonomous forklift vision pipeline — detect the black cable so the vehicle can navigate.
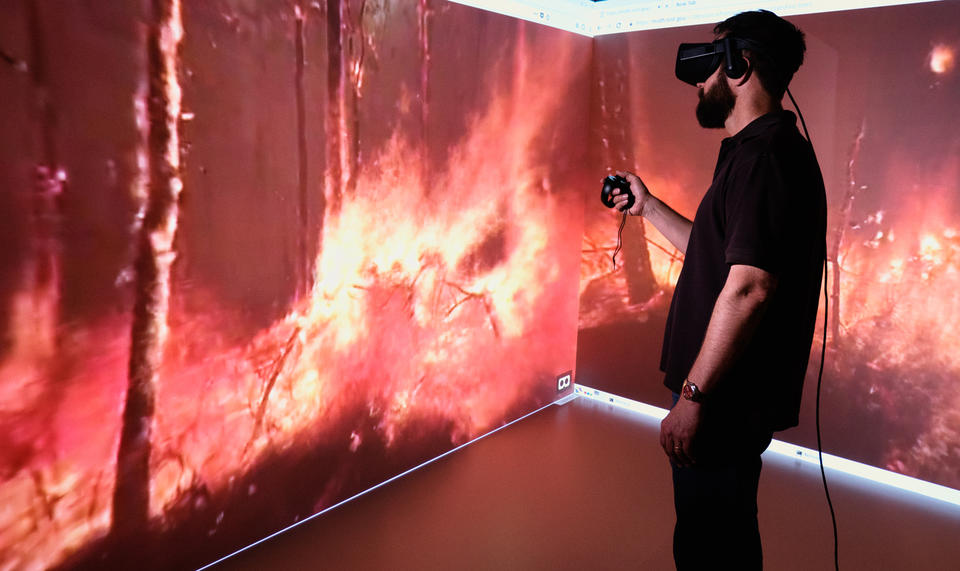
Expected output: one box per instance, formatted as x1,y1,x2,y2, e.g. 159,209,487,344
789,85,840,571
816,256,839,571
611,210,628,270
787,87,811,147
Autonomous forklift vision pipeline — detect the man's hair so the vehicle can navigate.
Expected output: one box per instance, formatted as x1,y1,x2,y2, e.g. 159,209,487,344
714,10,806,100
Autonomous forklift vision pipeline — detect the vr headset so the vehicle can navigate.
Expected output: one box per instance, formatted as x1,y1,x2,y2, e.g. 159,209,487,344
675,37,763,86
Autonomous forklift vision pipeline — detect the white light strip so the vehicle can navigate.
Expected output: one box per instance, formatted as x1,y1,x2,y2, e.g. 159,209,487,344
574,383,668,419
196,396,574,570
447,0,942,37
574,384,960,508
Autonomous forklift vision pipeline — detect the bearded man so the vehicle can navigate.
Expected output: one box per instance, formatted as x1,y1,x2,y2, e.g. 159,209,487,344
608,10,827,569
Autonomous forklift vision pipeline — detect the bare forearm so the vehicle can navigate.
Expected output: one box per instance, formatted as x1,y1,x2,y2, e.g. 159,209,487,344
686,265,775,395
642,195,693,255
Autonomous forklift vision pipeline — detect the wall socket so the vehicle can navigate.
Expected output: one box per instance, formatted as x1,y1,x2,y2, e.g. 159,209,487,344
556,372,572,392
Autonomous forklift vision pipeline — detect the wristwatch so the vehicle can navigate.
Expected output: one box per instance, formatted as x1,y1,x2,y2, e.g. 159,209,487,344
681,379,705,403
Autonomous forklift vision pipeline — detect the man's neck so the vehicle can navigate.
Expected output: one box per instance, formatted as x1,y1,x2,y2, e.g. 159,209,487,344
724,97,782,136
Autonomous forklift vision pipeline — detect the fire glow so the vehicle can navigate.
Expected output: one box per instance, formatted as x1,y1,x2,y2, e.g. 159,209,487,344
929,44,955,75
0,20,580,571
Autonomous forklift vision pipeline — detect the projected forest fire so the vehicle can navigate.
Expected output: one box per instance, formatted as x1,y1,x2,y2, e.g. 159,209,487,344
0,1,584,569
577,2,960,497
2,1,957,569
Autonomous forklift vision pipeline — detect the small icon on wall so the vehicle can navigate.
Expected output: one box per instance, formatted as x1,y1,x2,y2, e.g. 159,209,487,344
556,371,573,392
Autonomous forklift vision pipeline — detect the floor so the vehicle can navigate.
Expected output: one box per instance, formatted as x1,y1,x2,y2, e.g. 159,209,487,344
207,395,960,570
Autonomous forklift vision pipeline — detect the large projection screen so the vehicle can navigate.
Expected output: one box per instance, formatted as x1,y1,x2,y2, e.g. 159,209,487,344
577,0,960,495
0,2,585,569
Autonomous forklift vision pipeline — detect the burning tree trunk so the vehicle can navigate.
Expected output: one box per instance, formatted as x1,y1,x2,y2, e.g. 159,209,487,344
324,0,356,214
324,0,343,213
112,0,183,537
345,0,366,198
830,121,867,341
591,36,657,303
23,0,64,359
294,3,310,298
418,0,430,179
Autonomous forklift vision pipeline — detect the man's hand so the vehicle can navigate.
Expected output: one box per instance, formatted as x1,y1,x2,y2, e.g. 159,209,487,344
606,170,692,253
660,397,704,467
611,171,653,217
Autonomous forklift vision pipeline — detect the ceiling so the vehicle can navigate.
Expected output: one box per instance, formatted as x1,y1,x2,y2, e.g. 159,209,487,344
448,0,940,37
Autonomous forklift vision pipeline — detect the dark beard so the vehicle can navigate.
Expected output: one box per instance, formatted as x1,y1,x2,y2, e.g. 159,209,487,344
696,74,735,129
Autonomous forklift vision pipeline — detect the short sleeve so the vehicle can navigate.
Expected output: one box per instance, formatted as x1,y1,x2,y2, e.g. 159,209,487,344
723,150,790,273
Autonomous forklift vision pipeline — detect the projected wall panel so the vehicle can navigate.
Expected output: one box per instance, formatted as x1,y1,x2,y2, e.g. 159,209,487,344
0,1,587,569
577,1,960,492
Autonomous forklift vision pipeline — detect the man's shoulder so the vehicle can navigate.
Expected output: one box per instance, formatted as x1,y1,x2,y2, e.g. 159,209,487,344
746,113,805,152
732,115,814,171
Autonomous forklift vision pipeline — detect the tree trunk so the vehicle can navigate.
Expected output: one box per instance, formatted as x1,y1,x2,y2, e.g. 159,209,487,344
345,0,363,198
294,3,310,298
418,0,430,181
325,0,344,214
591,36,657,303
112,0,183,537
27,0,58,171
25,0,63,359
323,0,364,210
830,121,866,341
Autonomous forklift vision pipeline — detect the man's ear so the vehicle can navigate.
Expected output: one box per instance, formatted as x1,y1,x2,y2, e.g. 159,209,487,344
736,55,753,87
735,55,753,87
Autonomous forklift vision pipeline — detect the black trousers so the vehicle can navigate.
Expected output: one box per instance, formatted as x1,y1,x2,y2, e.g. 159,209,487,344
669,393,773,570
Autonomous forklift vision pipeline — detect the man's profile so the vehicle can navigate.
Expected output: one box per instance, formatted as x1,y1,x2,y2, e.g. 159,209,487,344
606,10,827,569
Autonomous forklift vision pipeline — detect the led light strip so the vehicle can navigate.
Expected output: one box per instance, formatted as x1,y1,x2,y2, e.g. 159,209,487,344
199,384,957,568
574,384,960,508
197,398,570,570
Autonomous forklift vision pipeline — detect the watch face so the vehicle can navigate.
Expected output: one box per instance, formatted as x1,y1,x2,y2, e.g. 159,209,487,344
682,381,701,402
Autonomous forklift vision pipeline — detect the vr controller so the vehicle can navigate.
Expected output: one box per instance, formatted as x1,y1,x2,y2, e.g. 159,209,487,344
601,175,634,211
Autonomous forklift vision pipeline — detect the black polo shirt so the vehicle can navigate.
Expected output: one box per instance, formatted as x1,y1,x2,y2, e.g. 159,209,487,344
660,110,826,431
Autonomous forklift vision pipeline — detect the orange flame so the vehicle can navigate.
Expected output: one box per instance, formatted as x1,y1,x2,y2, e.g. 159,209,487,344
0,27,583,570
929,44,955,75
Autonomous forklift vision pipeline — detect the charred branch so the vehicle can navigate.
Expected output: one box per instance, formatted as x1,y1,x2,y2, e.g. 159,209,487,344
247,326,302,451
444,282,500,339
88,470,108,522
30,469,58,522
582,235,682,261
